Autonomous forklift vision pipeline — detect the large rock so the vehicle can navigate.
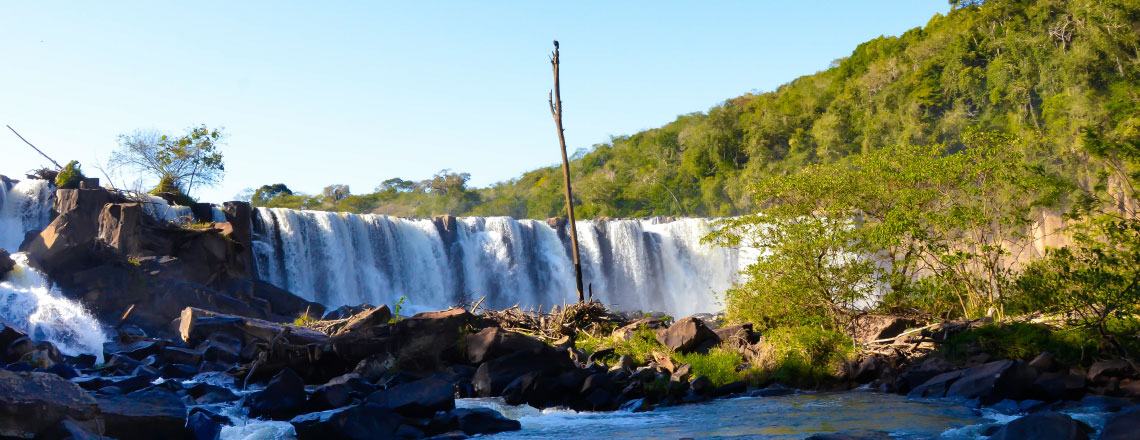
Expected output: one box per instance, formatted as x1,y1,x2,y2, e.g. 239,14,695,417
391,309,476,369
179,307,328,348
1088,360,1133,383
0,248,14,277
907,370,963,398
466,327,548,364
945,360,1036,404
96,389,187,440
290,404,402,440
0,371,102,438
442,408,521,436
611,318,670,341
332,305,392,337
473,347,576,397
22,188,116,273
1101,406,1140,440
655,317,719,353
852,315,916,343
365,377,456,417
245,368,308,419
988,412,1091,440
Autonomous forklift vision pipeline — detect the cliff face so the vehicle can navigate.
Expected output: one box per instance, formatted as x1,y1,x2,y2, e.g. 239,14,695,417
19,186,322,337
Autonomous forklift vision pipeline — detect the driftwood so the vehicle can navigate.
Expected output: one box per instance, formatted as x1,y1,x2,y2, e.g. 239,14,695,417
465,299,619,341
6,125,63,169
178,307,328,347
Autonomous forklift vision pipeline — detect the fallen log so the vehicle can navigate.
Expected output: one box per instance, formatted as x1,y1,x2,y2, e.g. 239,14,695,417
179,307,329,348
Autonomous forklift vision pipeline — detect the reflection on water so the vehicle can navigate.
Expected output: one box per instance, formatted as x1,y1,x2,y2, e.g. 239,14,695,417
471,391,997,440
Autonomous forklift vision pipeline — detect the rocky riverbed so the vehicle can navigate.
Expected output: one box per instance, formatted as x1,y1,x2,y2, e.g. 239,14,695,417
1,177,1139,439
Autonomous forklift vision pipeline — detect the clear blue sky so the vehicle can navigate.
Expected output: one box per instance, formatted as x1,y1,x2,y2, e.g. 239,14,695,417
1,1,948,203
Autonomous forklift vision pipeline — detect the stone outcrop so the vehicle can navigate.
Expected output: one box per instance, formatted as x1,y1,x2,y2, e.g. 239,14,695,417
0,248,14,277
988,412,1091,440
655,317,719,353
96,389,188,440
0,371,102,438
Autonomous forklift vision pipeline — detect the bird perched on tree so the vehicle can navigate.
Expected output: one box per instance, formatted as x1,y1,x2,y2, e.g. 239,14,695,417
553,40,559,48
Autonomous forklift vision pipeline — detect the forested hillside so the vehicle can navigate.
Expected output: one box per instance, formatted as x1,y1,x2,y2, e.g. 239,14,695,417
253,0,1140,218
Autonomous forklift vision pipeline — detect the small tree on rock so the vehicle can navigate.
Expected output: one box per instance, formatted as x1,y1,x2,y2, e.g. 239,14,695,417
110,125,225,204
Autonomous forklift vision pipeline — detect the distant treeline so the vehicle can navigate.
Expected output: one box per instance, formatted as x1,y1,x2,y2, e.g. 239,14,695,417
250,0,1139,219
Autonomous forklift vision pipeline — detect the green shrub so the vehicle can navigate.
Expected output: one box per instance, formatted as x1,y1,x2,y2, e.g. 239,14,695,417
674,346,749,387
54,161,85,189
941,321,1140,367
150,176,196,206
755,326,855,388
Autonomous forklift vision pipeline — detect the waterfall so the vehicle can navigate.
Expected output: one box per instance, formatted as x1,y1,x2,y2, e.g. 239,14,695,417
1,252,109,362
252,209,748,316
0,178,53,252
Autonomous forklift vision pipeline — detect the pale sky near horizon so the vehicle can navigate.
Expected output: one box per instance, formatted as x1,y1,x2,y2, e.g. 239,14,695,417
1,1,948,204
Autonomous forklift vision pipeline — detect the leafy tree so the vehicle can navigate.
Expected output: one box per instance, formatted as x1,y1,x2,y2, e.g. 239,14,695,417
251,183,293,204
111,125,225,201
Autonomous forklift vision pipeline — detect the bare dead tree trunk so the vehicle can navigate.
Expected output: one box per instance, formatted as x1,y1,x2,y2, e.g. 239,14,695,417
7,125,63,169
548,40,585,303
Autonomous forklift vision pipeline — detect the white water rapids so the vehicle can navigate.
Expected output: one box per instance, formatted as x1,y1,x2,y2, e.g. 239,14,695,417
252,208,750,316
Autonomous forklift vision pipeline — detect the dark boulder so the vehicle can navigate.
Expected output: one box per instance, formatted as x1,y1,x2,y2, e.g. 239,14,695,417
245,368,307,419
896,356,954,393
250,279,325,319
0,248,14,276
443,408,521,436
502,371,544,406
37,416,105,440
619,397,652,413
472,347,575,397
806,430,892,440
365,377,455,417
391,309,476,370
311,382,354,410
185,409,229,440
161,346,203,366
945,360,1036,404
96,389,188,440
907,370,963,399
655,317,719,354
690,376,714,395
1031,372,1087,402
332,305,392,336
0,370,102,438
291,404,402,440
103,340,161,361
186,383,239,404
1088,360,1133,383
611,318,670,341
988,412,1091,440
466,327,548,364
1101,406,1140,440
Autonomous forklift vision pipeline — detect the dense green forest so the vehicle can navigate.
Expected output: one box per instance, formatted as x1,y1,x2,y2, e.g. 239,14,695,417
251,0,1139,220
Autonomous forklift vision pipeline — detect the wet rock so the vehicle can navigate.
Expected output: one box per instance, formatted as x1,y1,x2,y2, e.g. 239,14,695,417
290,404,402,440
442,408,521,436
945,360,1036,404
711,380,748,397
1101,406,1140,440
502,371,543,406
466,327,547,364
46,363,80,379
656,317,719,354
0,318,27,355
6,336,36,363
750,385,794,397
187,383,239,404
96,389,187,440
0,248,14,277
353,353,395,383
245,368,307,419
619,397,652,413
988,412,1091,440
690,376,713,395
907,370,963,399
0,370,102,438
185,409,229,440
584,388,617,410
897,357,954,393
312,382,354,410
365,377,455,417
161,346,203,366
37,416,104,440
104,340,161,361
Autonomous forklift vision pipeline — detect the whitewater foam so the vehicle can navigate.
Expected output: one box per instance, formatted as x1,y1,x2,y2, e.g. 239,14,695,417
0,253,108,362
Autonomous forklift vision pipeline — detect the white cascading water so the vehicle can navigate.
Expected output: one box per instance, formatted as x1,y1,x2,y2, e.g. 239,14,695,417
253,208,749,316
0,178,53,252
0,252,108,362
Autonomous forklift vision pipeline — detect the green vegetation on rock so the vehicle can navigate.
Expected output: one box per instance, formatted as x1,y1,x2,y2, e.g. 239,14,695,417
54,161,85,189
